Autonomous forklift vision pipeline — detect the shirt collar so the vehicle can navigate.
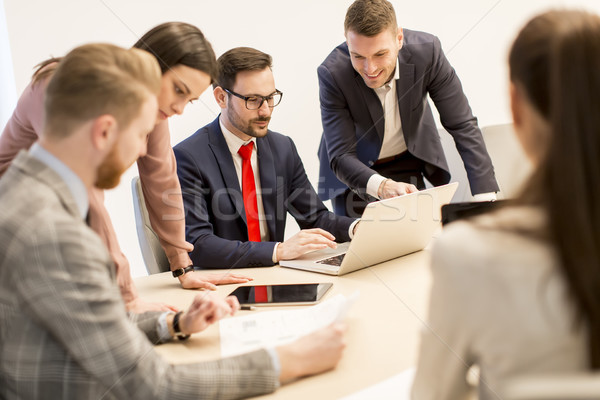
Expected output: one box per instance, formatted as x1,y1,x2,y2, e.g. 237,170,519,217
385,59,400,87
219,116,257,156
375,59,400,92
29,143,89,219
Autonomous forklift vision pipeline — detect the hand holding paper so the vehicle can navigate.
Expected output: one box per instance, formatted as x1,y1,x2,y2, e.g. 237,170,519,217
219,292,359,383
219,292,359,356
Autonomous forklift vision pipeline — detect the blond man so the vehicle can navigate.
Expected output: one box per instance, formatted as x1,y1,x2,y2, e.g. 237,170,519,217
0,43,345,399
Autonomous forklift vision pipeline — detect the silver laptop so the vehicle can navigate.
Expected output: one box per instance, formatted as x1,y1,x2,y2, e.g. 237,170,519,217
279,182,458,276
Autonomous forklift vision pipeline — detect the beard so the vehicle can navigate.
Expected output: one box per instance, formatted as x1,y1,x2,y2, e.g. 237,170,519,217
94,143,128,189
227,106,270,138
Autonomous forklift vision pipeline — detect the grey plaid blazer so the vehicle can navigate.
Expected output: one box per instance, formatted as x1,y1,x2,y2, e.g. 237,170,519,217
0,151,278,400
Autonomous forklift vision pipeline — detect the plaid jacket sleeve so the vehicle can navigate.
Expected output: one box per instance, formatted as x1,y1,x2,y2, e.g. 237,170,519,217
0,154,279,400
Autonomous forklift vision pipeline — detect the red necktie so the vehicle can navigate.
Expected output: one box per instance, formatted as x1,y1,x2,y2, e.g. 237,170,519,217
238,142,261,242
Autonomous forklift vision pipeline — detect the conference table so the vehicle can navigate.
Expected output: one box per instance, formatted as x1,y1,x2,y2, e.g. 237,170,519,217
135,249,433,399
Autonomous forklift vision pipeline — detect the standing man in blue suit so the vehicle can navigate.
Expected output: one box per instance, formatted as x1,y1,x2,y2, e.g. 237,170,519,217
175,47,356,269
318,0,499,217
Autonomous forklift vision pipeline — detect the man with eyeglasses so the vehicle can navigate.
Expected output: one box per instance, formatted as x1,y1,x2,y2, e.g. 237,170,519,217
174,47,357,269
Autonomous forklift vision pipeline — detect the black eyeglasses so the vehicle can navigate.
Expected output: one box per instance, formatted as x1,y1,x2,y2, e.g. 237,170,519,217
224,88,283,110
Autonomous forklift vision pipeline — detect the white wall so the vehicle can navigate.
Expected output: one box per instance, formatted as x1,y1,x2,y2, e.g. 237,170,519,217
0,0,16,127
4,0,600,277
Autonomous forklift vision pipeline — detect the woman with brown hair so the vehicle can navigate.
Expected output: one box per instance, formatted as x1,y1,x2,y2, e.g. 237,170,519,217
0,22,250,313
412,9,600,399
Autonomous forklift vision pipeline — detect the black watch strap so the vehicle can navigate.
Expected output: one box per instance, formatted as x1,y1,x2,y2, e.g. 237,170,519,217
172,265,194,278
173,311,190,340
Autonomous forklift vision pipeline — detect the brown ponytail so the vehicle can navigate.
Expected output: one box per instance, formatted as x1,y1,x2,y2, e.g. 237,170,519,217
510,10,600,368
31,57,61,84
32,22,217,85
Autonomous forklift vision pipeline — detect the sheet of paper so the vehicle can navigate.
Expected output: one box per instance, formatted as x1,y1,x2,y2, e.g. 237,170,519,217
340,368,415,400
219,292,358,357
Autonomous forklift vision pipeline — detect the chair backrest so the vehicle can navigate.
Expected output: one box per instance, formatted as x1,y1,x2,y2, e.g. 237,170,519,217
131,176,170,274
481,123,532,199
501,374,600,400
434,123,532,201
434,127,473,202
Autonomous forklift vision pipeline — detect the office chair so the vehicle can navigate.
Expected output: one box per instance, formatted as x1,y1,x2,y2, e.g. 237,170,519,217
433,127,473,202
501,374,600,400
131,176,170,274
481,123,532,199
434,123,531,202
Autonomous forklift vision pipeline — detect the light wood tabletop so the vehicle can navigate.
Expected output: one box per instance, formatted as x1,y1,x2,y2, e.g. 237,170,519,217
135,249,433,399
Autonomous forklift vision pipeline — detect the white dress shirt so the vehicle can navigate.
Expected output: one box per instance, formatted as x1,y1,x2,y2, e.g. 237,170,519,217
366,61,405,198
219,118,270,241
365,61,496,200
375,61,406,159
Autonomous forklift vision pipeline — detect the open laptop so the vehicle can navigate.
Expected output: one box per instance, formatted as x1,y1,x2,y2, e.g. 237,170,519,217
279,182,458,276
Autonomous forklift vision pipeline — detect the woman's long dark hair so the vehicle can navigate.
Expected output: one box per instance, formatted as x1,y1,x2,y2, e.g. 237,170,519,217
510,10,600,368
132,22,217,81
34,22,217,83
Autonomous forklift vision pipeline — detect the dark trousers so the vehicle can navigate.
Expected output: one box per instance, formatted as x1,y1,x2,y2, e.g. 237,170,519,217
331,152,426,218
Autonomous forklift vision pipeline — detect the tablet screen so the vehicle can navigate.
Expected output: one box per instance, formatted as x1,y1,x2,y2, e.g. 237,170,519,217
228,283,333,306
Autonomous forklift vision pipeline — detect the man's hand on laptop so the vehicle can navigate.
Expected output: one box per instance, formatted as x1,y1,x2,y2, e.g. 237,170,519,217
276,228,337,261
378,179,419,199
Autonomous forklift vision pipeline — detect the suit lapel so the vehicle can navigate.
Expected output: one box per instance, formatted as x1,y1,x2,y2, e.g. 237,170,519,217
397,47,415,142
207,121,247,224
355,74,385,142
256,137,277,241
13,151,81,220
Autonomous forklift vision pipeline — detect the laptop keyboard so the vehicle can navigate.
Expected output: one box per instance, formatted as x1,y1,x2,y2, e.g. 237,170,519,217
316,253,346,266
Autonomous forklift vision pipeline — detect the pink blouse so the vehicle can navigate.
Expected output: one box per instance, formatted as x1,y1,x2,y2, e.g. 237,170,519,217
0,74,193,304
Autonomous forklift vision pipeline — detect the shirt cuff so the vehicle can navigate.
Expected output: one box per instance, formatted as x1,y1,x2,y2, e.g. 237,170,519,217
348,219,360,239
157,311,174,343
366,174,387,199
265,346,281,378
272,242,280,263
472,192,497,202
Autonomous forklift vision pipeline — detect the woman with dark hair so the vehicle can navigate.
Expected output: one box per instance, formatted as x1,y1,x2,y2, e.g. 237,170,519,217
411,9,600,400
0,22,250,313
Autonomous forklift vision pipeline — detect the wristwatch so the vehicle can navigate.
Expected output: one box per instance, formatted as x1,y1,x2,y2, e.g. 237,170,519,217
172,265,194,278
173,311,190,341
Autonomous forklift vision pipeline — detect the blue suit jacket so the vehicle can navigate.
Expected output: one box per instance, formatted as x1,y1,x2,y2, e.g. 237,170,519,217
174,117,354,269
317,29,499,200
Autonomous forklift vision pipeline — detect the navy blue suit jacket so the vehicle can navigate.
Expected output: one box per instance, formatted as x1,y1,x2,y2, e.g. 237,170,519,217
174,117,354,269
317,29,499,200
